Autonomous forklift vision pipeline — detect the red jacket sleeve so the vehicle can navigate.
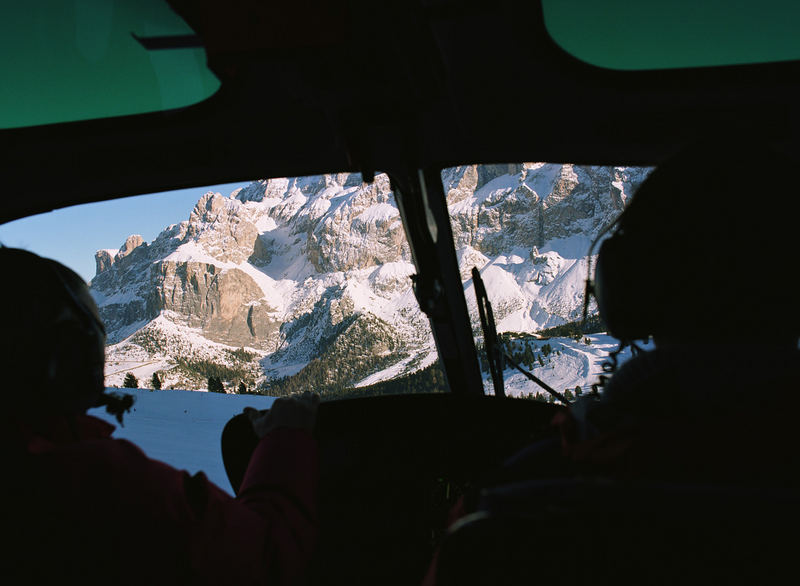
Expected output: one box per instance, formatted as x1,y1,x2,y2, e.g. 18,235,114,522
18,416,318,586
183,428,319,586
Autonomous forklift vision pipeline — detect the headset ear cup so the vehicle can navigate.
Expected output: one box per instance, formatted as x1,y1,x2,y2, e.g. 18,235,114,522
595,235,652,342
47,321,103,412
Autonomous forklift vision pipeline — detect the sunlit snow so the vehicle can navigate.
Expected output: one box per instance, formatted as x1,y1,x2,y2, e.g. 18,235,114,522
356,202,399,224
89,388,275,496
499,333,654,398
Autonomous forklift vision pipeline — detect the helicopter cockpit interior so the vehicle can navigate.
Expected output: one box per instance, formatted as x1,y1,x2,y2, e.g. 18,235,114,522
3,1,800,584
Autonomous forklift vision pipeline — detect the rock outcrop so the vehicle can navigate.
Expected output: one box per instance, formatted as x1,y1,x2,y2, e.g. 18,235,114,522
118,234,144,258
94,249,117,275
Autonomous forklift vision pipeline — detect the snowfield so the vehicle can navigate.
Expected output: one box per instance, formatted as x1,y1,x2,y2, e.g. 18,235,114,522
497,333,654,397
90,388,275,495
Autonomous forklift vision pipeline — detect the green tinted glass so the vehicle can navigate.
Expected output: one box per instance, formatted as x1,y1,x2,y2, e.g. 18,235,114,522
542,0,800,70
0,0,220,129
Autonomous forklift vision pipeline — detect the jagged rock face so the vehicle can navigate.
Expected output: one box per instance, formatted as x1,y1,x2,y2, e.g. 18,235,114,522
118,234,144,258
148,261,281,348
94,249,116,275
305,174,409,272
235,173,408,273
92,164,651,389
92,234,146,277
90,177,419,352
444,163,649,257
91,240,282,350
186,194,261,264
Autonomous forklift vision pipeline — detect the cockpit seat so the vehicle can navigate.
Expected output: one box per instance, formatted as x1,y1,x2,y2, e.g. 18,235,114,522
435,477,799,585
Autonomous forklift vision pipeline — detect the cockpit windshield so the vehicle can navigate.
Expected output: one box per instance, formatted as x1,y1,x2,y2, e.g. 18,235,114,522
442,163,654,399
1,163,666,403
1,172,441,400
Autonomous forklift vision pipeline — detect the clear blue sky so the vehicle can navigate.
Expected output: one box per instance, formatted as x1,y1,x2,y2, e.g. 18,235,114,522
0,181,250,282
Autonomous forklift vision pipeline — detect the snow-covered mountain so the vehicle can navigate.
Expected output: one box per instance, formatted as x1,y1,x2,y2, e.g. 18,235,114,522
90,164,650,393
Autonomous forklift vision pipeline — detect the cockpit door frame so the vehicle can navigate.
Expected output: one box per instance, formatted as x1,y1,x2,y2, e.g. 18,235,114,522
388,166,484,397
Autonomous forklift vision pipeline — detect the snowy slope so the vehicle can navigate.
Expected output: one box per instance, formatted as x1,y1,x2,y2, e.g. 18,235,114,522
497,334,655,398
89,389,275,495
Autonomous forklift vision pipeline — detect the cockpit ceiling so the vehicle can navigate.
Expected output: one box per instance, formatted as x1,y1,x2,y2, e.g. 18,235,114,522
2,0,800,223
0,0,220,129
542,0,800,71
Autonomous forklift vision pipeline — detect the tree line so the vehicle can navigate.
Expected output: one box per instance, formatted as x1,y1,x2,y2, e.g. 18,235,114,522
117,315,607,396
122,372,162,389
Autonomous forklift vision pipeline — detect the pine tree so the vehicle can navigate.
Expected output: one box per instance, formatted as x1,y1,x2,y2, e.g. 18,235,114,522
238,381,247,394
208,376,225,393
123,373,139,389
151,372,162,390
523,345,535,367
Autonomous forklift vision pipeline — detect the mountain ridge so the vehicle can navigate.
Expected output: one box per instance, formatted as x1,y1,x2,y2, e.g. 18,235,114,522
90,163,651,393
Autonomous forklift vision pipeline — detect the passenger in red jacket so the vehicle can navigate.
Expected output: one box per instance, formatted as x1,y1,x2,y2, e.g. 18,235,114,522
2,246,319,585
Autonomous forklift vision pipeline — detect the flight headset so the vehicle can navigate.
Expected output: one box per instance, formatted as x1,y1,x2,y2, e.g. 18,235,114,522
44,260,109,414
1,247,108,415
585,211,664,344
45,257,135,421
586,138,800,347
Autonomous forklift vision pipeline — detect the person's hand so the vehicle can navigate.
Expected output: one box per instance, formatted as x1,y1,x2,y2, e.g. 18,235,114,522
243,391,320,439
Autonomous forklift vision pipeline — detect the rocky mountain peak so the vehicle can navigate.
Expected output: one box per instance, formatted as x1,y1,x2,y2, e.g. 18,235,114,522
118,234,144,258
189,192,241,223
94,235,146,276
94,249,117,275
